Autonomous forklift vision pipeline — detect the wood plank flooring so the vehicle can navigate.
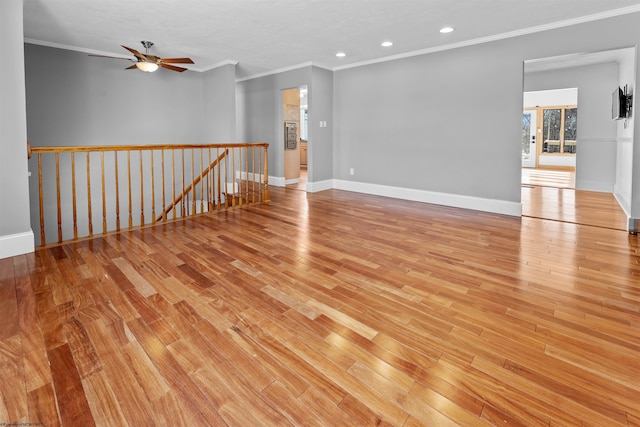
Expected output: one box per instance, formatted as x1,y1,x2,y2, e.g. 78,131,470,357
522,186,628,231
522,167,575,189
521,167,627,231
2,186,640,426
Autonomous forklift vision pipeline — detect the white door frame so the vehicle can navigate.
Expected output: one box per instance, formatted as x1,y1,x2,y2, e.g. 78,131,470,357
522,110,537,168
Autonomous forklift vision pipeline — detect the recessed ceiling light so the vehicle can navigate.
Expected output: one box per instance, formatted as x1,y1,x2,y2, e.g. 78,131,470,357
440,26,454,34
381,41,393,47
336,52,346,57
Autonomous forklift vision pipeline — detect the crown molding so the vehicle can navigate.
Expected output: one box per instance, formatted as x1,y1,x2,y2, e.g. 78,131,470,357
24,38,132,59
333,5,640,72
235,61,332,82
192,60,239,73
23,37,220,71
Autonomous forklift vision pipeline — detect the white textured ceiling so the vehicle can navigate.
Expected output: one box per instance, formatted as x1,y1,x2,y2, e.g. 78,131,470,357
23,0,640,79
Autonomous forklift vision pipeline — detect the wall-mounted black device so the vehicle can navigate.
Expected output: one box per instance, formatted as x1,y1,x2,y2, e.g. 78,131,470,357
612,84,633,120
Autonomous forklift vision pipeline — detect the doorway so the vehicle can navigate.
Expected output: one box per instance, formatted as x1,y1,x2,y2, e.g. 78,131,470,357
282,85,309,189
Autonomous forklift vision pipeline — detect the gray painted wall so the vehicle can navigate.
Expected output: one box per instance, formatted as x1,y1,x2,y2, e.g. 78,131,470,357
25,44,205,147
309,66,333,183
0,0,33,258
334,40,523,203
333,12,640,211
524,63,619,192
203,64,236,142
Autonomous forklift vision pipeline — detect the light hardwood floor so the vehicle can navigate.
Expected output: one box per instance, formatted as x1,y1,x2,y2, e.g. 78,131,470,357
522,167,575,189
1,186,639,426
285,168,308,191
521,167,627,231
522,185,627,231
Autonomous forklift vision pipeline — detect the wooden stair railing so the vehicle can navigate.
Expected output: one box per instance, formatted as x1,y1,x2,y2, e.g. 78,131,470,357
157,148,229,222
28,142,269,247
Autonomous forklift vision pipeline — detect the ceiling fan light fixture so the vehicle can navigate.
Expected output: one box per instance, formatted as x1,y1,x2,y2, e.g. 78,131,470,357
136,61,159,72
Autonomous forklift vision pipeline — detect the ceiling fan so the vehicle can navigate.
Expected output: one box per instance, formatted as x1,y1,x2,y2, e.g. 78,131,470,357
90,41,194,73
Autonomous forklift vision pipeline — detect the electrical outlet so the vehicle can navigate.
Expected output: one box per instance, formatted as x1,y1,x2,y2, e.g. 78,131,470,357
349,168,354,176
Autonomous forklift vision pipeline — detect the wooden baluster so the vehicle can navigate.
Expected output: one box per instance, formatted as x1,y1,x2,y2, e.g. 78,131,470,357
228,147,232,207
239,147,243,205
139,150,144,226
71,152,78,239
114,152,120,232
127,151,133,230
252,146,256,204
245,146,250,204
217,147,222,209
238,147,243,206
161,150,166,222
231,147,236,207
207,148,212,211
151,150,156,224
247,147,251,203
101,152,107,235
255,146,259,202
190,149,196,216
37,153,45,245
171,149,176,220
86,152,93,237
181,149,185,217
264,145,270,201
55,153,62,243
257,147,262,202
199,148,204,214
240,147,244,205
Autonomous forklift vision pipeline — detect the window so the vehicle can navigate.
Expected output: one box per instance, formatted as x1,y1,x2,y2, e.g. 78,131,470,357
563,108,577,153
541,106,577,154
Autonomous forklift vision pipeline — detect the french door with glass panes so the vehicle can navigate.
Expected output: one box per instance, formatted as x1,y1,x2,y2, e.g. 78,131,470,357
522,110,537,168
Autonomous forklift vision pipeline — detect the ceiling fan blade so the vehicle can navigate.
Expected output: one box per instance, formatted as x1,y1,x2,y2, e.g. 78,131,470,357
121,45,146,60
88,54,133,61
125,64,138,70
160,63,188,72
160,57,194,64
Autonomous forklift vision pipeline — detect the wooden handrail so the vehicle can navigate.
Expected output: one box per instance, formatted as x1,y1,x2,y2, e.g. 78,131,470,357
157,148,229,222
30,143,267,153
29,142,270,247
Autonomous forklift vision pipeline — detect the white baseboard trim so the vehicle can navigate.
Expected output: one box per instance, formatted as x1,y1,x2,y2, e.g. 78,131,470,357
0,230,35,259
269,176,286,187
575,181,614,193
238,171,268,182
613,190,632,232
333,180,521,217
613,189,631,217
268,176,300,186
307,179,334,193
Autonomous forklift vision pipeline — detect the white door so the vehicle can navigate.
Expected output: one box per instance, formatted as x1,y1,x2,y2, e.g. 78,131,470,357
522,110,537,168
